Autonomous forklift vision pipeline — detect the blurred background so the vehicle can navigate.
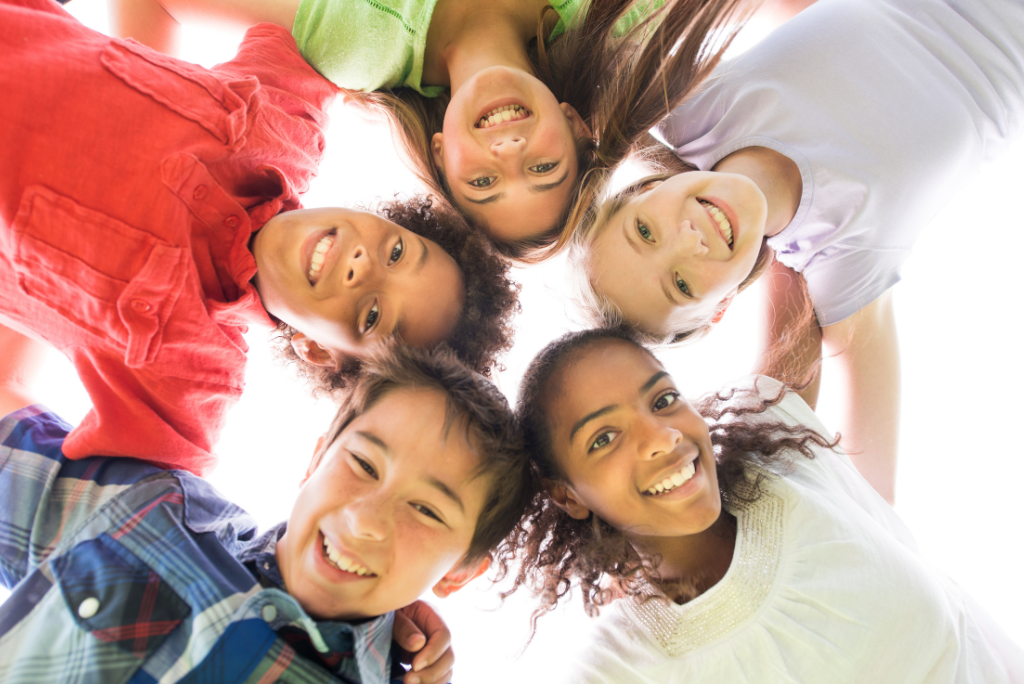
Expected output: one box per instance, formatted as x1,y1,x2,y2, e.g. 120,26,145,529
4,1,1022,680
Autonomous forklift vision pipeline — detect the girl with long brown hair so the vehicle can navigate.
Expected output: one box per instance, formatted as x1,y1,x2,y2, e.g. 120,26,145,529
111,0,751,260
508,327,1023,682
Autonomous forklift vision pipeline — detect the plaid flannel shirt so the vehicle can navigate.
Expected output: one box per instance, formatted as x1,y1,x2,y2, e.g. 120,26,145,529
0,406,397,684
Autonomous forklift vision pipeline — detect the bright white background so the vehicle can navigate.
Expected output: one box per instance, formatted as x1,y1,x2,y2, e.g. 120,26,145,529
5,3,1023,680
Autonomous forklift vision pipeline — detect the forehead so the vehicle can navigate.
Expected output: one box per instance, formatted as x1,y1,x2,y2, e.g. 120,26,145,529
549,341,664,429
344,386,484,476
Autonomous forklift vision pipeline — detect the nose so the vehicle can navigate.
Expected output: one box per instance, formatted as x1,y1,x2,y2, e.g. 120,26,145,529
489,136,526,159
343,493,389,541
637,415,683,461
672,220,709,258
344,245,373,288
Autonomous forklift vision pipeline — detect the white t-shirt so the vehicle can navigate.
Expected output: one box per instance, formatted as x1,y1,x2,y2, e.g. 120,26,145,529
569,377,1024,683
655,0,1024,325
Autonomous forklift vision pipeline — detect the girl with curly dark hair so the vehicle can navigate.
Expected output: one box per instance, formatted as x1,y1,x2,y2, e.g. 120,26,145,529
508,328,1023,682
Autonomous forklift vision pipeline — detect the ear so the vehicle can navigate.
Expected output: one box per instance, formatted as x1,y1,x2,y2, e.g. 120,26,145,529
432,556,490,598
711,291,737,326
290,332,338,369
430,132,445,171
559,102,593,140
301,434,329,486
543,479,592,520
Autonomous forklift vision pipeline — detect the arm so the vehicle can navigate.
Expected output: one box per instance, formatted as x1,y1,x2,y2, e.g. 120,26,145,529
108,0,300,55
754,259,822,408
820,290,900,505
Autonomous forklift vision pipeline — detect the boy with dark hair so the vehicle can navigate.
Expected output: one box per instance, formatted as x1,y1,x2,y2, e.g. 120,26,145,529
0,331,531,683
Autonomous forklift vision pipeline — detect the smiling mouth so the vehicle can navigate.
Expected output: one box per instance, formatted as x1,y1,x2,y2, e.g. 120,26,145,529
322,532,376,577
308,231,336,284
698,199,734,248
644,461,697,496
476,104,531,128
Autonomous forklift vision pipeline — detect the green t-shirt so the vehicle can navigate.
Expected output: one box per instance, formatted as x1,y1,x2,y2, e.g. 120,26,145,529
292,0,653,97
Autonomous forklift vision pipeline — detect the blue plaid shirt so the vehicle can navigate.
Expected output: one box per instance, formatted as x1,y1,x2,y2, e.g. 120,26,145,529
0,406,398,684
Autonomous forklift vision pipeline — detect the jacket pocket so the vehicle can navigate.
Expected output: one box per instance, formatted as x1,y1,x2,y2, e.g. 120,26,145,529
53,534,191,660
12,186,189,368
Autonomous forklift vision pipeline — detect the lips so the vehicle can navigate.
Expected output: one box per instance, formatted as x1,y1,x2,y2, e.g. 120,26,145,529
475,103,531,129
644,459,698,496
321,531,376,577
304,229,336,285
698,199,734,249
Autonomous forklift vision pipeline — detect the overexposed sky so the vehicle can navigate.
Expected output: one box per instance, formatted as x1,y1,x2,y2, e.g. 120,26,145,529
6,3,1023,680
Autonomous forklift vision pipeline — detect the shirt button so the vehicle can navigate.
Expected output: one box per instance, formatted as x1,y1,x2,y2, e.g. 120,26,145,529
78,597,100,619
192,185,208,200
261,605,277,623
223,215,240,229
130,299,151,313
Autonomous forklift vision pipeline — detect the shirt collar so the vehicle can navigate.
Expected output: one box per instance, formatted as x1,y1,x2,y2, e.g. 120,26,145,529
237,522,396,684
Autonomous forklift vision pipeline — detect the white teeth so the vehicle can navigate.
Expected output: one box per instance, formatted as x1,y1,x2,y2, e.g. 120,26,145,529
699,200,734,247
322,534,373,577
308,233,335,281
476,104,530,128
645,461,697,496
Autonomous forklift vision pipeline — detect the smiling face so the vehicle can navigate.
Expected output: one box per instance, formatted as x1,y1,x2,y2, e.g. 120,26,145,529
251,208,466,363
432,66,588,244
587,172,768,337
544,340,721,541
277,386,491,621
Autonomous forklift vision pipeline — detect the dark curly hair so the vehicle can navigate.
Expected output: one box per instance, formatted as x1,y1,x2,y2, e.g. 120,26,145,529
505,328,837,629
270,195,521,397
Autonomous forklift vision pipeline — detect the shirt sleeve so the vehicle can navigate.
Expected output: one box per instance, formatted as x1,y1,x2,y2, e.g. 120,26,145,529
291,0,444,96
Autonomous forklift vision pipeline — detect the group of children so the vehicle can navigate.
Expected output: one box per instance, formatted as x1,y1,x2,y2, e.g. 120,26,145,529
1,0,1023,680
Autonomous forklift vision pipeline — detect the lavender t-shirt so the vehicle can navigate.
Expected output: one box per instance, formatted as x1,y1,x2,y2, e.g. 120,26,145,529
655,0,1024,325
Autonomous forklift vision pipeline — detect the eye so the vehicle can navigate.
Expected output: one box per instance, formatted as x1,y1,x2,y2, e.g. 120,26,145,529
653,391,680,412
636,219,653,242
350,453,378,479
412,503,444,523
363,301,380,333
469,176,495,188
588,430,619,453
529,162,557,174
674,274,690,296
388,238,404,265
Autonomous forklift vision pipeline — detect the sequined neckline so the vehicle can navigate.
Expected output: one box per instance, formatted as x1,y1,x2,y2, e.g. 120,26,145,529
620,487,786,656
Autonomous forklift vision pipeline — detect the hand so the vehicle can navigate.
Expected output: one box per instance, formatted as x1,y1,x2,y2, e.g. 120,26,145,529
393,600,454,684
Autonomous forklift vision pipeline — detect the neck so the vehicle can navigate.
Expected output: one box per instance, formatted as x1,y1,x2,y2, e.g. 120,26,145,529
424,0,555,89
632,510,737,603
714,146,802,238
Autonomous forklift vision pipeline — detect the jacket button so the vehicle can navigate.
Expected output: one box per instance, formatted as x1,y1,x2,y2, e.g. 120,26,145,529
130,299,151,313
78,597,100,619
223,215,240,229
261,604,277,623
192,185,208,200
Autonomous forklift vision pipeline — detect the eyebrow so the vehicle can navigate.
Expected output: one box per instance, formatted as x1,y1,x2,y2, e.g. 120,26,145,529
415,235,428,273
464,192,506,206
528,169,569,194
356,431,389,452
426,476,465,513
568,370,671,445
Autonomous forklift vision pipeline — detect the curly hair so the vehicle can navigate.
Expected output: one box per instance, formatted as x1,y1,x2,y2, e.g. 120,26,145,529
270,196,521,398
317,343,533,566
506,328,837,628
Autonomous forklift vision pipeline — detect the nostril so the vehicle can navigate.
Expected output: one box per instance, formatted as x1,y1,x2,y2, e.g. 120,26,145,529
347,269,355,281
